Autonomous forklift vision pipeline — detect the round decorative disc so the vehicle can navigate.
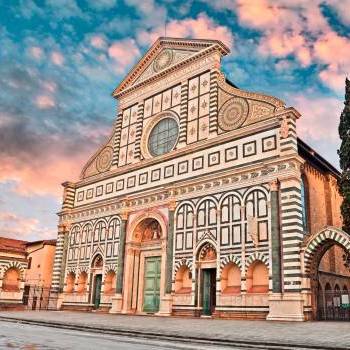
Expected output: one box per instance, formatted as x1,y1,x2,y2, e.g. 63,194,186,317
96,146,113,173
218,97,249,131
153,49,174,72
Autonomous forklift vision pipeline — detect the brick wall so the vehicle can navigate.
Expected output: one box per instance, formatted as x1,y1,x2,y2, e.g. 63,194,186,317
303,163,343,235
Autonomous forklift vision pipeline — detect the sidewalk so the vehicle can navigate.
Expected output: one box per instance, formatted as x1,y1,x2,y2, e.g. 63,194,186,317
0,310,349,349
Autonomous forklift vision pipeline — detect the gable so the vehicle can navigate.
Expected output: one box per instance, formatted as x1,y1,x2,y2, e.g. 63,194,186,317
134,48,196,84
112,37,229,98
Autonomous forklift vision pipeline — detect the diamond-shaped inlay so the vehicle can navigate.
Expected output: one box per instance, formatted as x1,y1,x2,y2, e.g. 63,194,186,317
190,105,196,114
201,100,208,109
146,105,151,111
190,126,196,135
174,92,179,99
164,96,169,103
190,84,197,92
201,123,208,131
201,80,208,87
155,101,160,107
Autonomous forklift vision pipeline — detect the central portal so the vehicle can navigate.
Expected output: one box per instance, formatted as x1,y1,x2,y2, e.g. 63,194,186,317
122,213,168,315
143,256,161,313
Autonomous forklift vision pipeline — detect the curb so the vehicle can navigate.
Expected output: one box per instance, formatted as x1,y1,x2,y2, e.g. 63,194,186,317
0,316,349,350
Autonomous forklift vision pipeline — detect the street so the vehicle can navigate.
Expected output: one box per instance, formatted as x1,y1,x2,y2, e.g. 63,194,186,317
0,320,259,350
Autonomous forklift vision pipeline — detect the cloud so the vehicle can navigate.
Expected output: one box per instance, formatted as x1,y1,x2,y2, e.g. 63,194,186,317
0,211,55,240
290,94,342,143
90,35,108,49
29,46,44,60
108,38,140,73
51,51,65,65
206,0,350,93
35,95,55,109
137,13,234,49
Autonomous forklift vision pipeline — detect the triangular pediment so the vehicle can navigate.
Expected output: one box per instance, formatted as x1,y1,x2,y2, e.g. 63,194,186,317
112,37,229,98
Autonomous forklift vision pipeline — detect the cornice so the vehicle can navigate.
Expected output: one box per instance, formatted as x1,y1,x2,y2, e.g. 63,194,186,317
58,154,301,224
114,44,225,100
113,38,229,98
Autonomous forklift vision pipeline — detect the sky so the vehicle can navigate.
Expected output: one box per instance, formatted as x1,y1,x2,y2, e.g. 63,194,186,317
0,0,349,241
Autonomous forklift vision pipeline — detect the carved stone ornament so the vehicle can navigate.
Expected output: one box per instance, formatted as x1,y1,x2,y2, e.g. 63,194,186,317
153,49,174,72
218,97,249,131
96,146,113,173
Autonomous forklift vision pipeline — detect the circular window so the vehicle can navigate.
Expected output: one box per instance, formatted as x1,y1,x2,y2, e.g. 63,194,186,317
148,117,179,157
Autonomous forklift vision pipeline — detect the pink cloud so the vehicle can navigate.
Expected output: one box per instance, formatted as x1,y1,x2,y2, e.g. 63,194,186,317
0,149,86,198
51,51,65,65
290,94,342,142
35,95,55,109
90,35,107,49
137,13,234,49
42,81,57,93
29,46,44,60
108,38,140,73
0,112,111,198
0,211,55,240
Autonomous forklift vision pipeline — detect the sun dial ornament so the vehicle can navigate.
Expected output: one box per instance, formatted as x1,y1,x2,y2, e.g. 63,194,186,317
218,97,249,131
153,49,174,72
96,146,113,173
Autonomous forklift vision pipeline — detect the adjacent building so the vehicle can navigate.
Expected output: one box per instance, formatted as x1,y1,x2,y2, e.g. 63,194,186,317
0,238,56,310
52,37,350,321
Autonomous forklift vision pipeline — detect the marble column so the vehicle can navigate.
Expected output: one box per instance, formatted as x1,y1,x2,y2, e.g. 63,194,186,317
270,179,282,293
116,212,128,294
158,201,176,315
110,212,128,313
51,223,70,309
165,201,176,294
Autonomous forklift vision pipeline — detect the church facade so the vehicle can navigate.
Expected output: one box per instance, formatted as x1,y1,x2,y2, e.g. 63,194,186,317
52,38,350,321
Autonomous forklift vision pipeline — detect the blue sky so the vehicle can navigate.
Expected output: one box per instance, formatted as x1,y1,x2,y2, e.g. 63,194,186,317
0,0,349,241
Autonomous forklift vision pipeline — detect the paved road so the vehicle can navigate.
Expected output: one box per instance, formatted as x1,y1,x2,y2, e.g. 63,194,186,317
1,311,349,349
2,320,290,350
0,320,230,350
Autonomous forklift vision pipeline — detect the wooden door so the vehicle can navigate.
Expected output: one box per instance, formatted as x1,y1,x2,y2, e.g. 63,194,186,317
93,274,102,309
202,269,216,316
143,257,161,313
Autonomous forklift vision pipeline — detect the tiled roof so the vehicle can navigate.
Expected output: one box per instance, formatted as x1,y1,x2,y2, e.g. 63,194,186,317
0,237,28,254
26,239,56,247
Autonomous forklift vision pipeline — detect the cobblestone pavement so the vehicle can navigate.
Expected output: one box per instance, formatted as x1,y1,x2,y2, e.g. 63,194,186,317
0,311,349,349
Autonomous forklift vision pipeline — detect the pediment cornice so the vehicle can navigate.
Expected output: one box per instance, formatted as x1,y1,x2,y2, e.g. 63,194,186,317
112,37,229,99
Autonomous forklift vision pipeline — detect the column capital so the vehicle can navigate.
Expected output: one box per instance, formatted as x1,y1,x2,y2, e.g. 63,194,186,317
269,179,280,192
168,200,177,212
58,222,71,233
120,211,129,221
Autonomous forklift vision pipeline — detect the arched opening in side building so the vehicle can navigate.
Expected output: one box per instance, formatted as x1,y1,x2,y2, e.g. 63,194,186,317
304,228,350,321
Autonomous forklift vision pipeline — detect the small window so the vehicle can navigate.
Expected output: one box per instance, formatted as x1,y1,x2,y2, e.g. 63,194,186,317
27,257,32,270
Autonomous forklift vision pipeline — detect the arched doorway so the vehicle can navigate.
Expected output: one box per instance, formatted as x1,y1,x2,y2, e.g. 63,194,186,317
196,242,217,316
303,227,350,320
90,254,103,309
122,215,166,314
